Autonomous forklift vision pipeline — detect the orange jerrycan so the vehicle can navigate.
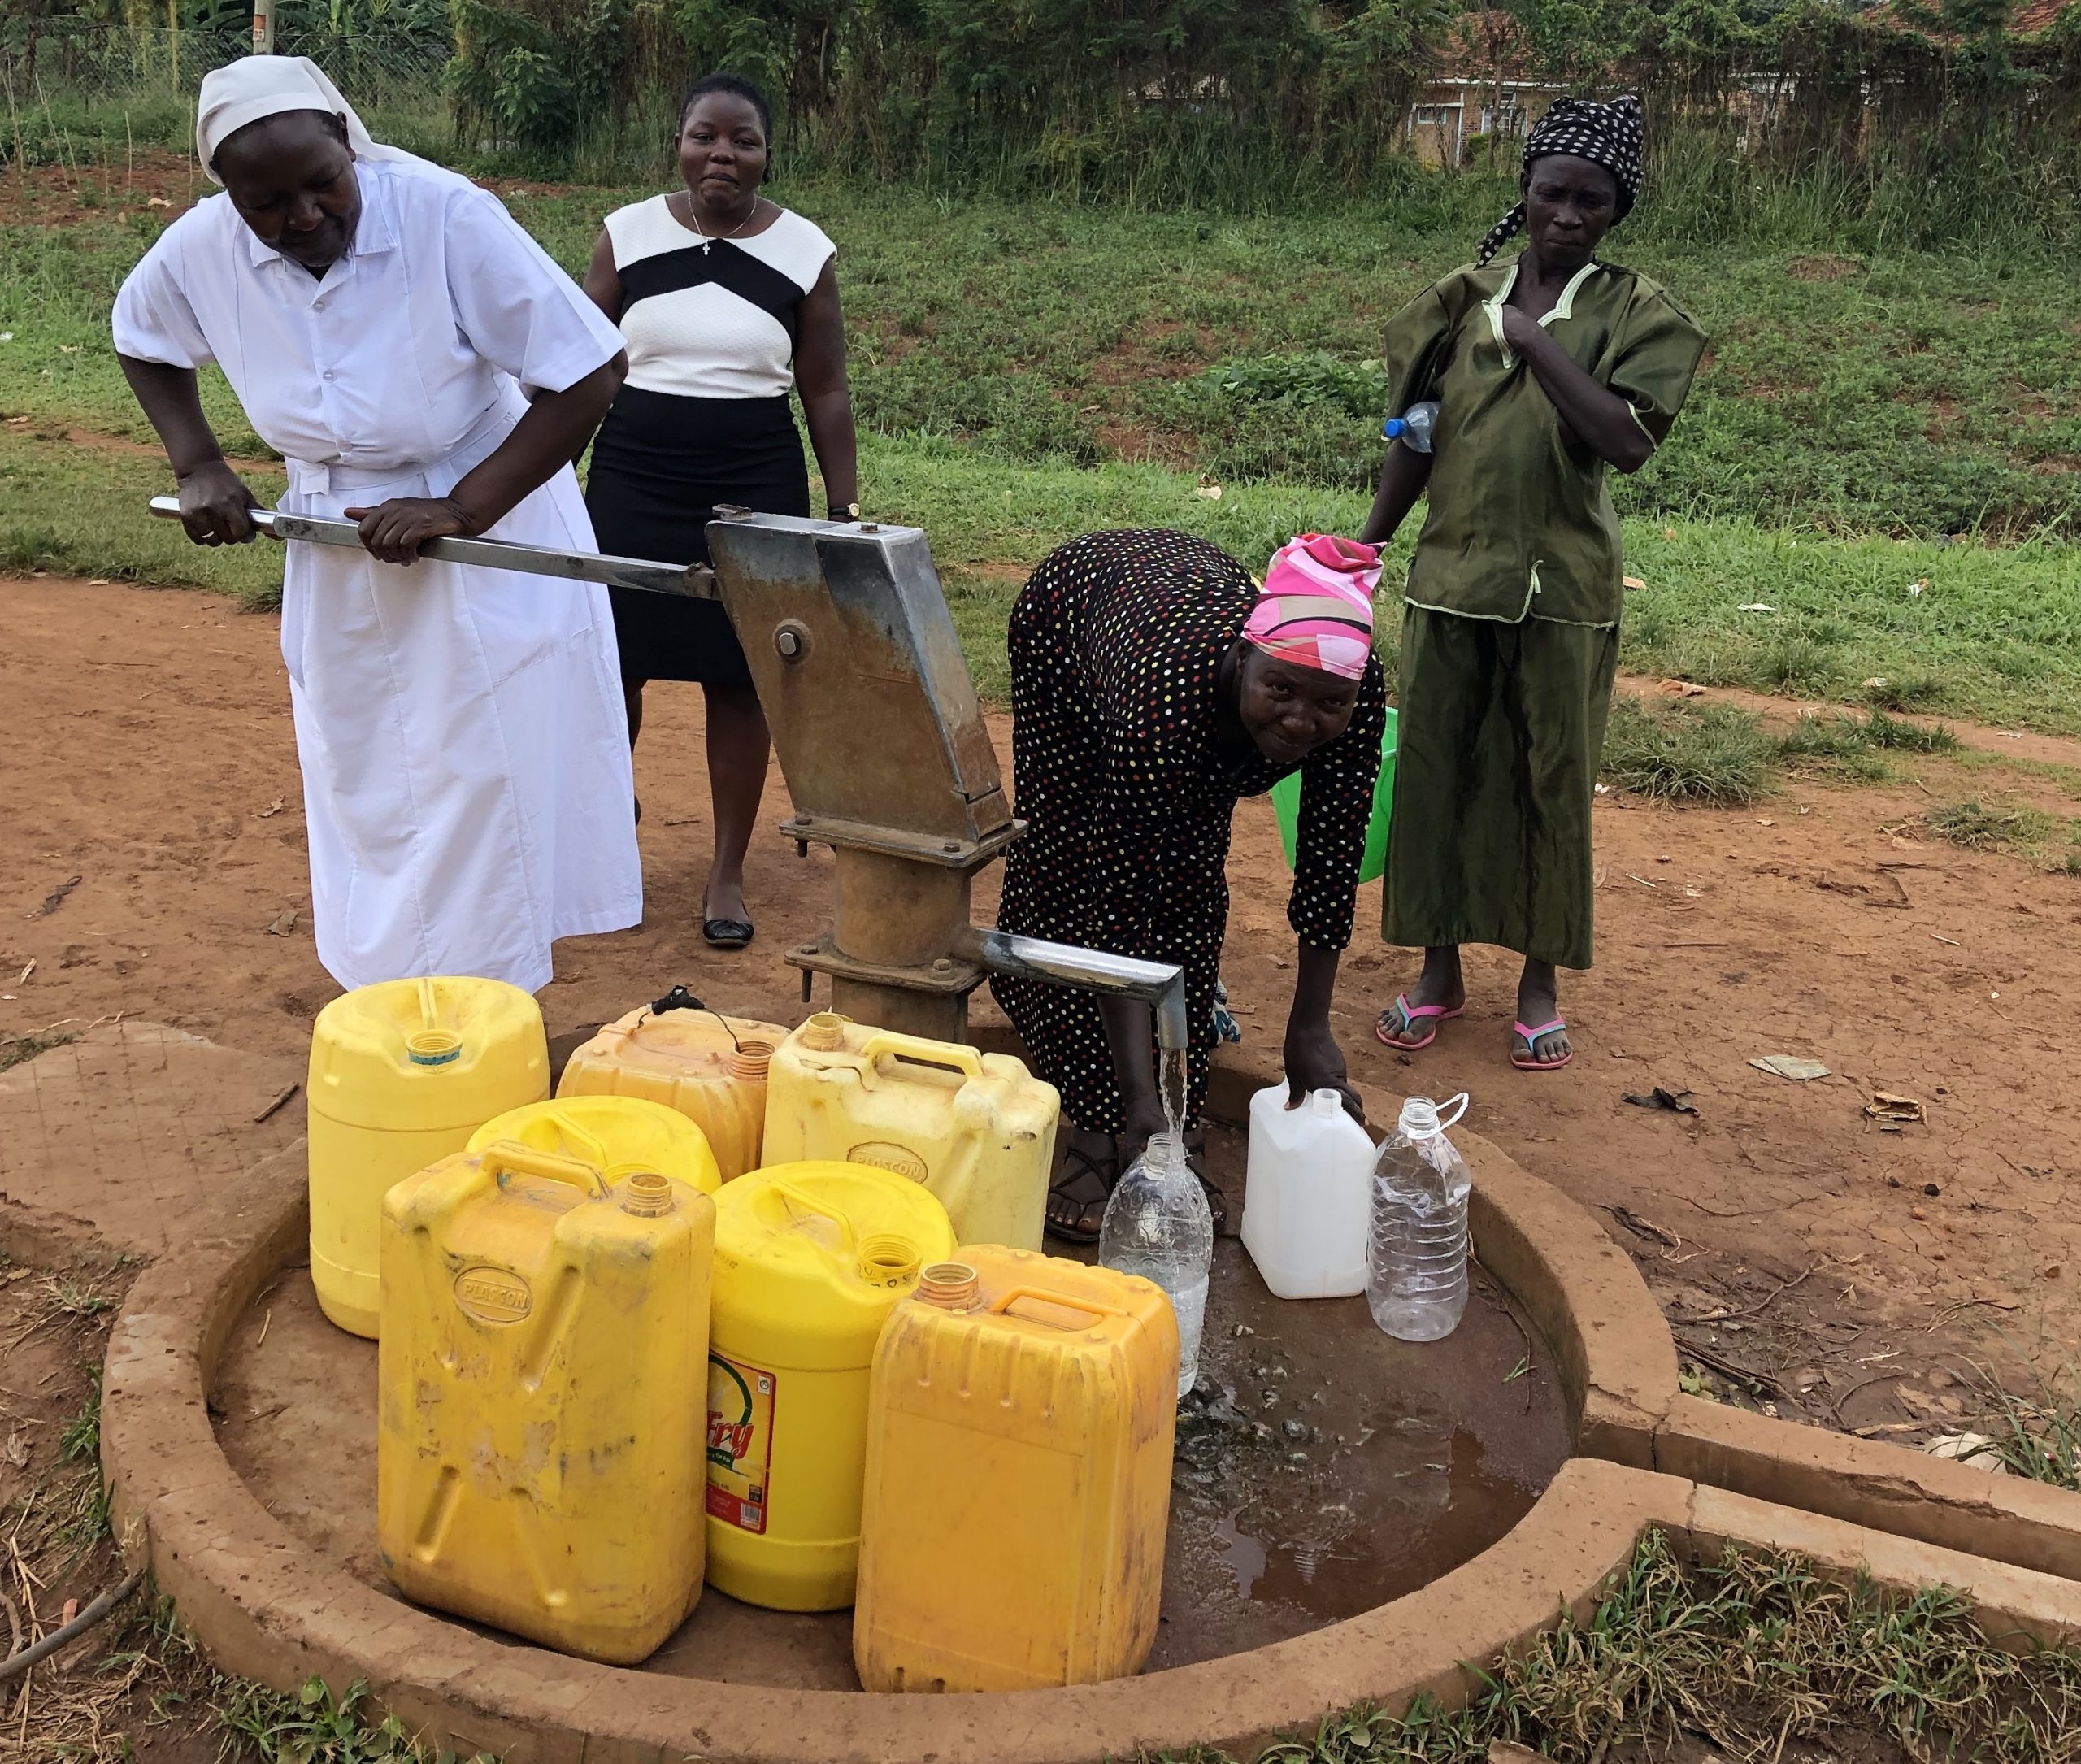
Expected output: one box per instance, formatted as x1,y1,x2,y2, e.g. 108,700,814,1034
706,1161,957,1612
378,1141,714,1665
557,997,788,1181
762,1013,1060,1251
307,976,547,1338
854,1248,1179,1693
467,1095,723,1198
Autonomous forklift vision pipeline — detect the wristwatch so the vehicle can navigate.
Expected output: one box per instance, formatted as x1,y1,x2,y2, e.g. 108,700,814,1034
829,502,861,522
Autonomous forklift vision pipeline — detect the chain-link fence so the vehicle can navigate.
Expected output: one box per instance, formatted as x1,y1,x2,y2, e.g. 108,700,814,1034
2,20,452,159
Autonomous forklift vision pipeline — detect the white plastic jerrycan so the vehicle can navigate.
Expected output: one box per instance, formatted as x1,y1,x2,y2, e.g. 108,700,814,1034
1240,1083,1376,1299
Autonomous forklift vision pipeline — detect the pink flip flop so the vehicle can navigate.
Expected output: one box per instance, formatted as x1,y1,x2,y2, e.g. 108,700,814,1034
1511,1018,1573,1071
1376,994,1463,1052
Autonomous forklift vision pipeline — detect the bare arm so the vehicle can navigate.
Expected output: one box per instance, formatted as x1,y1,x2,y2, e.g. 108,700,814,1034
794,257,858,515
580,227,623,324
346,353,628,563
118,354,259,545
1358,439,1433,547
1501,304,1653,473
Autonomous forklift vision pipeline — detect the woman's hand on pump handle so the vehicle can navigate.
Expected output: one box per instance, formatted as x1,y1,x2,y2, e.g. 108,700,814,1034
176,459,262,546
343,496,478,564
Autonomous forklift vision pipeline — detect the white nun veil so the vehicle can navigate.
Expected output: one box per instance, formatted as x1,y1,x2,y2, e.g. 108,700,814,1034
195,54,419,184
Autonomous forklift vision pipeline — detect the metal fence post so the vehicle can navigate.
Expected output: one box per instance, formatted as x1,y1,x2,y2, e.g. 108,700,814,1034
253,2,274,54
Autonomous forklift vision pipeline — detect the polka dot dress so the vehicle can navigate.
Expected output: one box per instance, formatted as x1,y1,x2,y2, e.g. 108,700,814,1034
991,529,1387,1135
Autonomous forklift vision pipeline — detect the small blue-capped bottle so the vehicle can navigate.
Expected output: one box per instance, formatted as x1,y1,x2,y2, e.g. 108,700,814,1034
1382,400,1440,454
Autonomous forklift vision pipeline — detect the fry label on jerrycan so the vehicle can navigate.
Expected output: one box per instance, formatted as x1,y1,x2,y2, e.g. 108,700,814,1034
706,1353,777,1533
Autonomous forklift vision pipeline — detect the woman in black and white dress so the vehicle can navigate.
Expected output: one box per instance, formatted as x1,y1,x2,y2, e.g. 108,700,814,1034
581,72,858,949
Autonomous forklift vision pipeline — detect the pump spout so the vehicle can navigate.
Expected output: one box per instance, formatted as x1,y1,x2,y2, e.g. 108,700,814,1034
961,928,1189,1054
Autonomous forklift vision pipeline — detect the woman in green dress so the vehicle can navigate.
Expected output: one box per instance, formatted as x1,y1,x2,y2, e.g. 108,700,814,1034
1360,93,1706,1071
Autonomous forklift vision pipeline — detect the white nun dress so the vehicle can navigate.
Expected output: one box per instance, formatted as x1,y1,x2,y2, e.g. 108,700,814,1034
112,150,643,993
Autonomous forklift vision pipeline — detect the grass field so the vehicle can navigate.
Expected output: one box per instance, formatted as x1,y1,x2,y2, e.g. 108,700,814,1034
2,159,2077,730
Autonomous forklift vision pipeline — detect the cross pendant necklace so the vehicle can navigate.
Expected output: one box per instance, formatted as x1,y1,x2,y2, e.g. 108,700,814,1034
680,193,760,254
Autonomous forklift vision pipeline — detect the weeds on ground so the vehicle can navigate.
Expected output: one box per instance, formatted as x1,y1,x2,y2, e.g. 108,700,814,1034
1601,697,1776,803
1969,1358,2081,1490
1924,797,2081,872
0,1028,76,1074
1169,1530,2081,1763
1603,697,1969,805
220,1675,495,1764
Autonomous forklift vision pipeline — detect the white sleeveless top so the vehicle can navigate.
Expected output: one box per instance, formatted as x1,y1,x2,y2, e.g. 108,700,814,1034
602,196,835,400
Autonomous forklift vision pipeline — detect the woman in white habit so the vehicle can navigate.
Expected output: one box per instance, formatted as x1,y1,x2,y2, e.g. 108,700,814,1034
112,57,641,993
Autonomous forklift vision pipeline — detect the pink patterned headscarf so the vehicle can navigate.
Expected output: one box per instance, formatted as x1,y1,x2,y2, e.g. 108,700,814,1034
1243,534,1381,681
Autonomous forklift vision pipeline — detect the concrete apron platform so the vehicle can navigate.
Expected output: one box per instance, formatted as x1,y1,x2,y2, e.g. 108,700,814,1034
101,1053,2081,1764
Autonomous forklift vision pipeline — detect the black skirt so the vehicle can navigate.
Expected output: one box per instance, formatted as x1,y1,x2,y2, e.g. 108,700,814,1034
584,387,811,686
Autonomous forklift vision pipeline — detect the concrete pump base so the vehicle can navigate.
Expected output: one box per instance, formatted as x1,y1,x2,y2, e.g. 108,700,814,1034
100,1054,2081,1762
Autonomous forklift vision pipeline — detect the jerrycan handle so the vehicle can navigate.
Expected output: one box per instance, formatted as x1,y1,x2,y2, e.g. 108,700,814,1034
535,1106,610,1172
406,977,463,1067
761,1178,858,1249
990,1285,1127,1325
856,1031,984,1084
477,1140,609,1200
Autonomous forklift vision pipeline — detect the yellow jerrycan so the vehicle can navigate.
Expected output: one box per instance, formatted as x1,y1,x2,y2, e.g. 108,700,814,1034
378,1140,715,1665
854,1247,1179,1692
706,1161,956,1612
556,994,788,1182
762,1013,1060,1251
467,1095,723,1198
307,975,547,1338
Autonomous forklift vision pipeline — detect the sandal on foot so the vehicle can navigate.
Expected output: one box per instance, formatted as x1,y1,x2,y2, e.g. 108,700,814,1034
1376,993,1464,1052
1045,1144,1117,1245
702,917,754,950
1511,1017,1573,1071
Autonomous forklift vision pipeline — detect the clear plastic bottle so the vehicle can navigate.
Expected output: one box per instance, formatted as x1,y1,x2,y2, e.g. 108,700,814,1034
1099,1133,1213,1398
1382,400,1440,454
1366,1093,1472,1342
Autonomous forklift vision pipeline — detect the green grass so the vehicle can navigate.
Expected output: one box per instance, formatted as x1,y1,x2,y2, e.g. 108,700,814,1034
1601,699,1970,805
12,417,2081,728
5,173,2080,539
4,170,2077,731
1177,1530,2081,1762
219,1676,490,1764
1924,797,2081,871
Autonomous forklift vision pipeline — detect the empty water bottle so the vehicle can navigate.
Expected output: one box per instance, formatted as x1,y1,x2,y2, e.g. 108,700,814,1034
1100,1132,1213,1398
1366,1093,1471,1341
1382,400,1440,454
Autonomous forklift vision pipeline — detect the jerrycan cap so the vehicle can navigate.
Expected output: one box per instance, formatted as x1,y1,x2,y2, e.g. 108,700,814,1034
801,1012,851,1053
858,1232,922,1290
619,1170,678,1216
915,1261,980,1311
1398,1092,1469,1139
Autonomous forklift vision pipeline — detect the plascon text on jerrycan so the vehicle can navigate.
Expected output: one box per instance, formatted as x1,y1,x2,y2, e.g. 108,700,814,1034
762,1012,1060,1251
555,988,789,1182
377,1141,715,1665
307,976,547,1338
706,1160,956,1612
854,1249,1179,1694
467,1094,723,1198
1240,1083,1378,1299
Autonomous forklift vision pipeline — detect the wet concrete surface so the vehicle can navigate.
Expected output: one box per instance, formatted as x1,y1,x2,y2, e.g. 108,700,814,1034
215,1119,1569,1688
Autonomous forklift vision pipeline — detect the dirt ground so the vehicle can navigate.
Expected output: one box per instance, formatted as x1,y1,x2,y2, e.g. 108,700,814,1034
5,569,2081,1758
